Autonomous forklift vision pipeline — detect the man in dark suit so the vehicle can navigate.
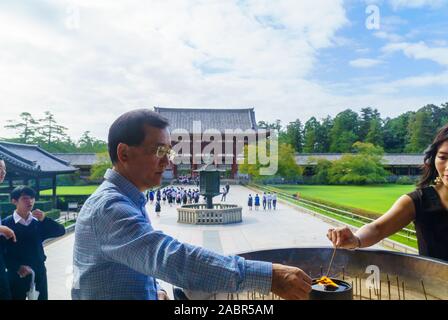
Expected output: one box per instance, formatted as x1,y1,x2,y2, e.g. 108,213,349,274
3,186,65,300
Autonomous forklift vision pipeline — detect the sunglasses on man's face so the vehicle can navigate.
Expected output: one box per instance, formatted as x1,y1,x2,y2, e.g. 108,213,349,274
155,145,176,161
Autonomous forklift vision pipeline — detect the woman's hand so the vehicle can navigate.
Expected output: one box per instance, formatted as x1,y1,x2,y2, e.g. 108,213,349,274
327,227,360,249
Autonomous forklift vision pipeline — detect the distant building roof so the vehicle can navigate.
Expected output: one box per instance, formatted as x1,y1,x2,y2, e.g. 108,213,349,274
0,141,77,177
53,153,99,167
154,107,258,133
296,153,424,166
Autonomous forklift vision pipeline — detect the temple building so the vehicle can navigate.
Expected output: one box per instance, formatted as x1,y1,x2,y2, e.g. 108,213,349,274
154,107,262,179
0,141,77,205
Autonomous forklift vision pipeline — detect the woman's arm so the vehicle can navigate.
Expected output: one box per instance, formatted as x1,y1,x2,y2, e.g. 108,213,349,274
327,195,416,249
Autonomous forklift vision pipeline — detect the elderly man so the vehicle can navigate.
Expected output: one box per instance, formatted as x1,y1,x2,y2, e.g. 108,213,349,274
0,158,16,300
72,109,312,300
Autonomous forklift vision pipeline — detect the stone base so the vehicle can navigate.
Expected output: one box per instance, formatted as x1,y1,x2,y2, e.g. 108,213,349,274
177,204,242,225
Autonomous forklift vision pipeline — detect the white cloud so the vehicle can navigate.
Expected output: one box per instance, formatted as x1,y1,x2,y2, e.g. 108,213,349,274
0,0,350,139
390,0,445,9
382,41,448,66
0,1,446,141
373,31,404,42
367,72,448,95
349,58,383,68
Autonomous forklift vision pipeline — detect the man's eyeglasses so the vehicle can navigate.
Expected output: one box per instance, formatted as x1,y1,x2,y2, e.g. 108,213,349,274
156,145,176,161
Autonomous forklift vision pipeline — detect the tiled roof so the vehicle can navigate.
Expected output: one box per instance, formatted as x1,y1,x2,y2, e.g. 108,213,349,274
53,153,99,167
154,107,257,133
296,153,424,166
0,141,77,175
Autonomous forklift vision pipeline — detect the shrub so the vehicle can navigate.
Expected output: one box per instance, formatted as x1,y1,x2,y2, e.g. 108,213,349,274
396,176,416,185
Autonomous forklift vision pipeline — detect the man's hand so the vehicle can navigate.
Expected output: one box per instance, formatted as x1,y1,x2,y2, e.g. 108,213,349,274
271,263,312,300
32,209,45,222
0,226,16,242
17,265,33,278
157,290,170,300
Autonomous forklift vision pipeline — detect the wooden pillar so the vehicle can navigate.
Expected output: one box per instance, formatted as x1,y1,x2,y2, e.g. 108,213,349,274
231,137,237,179
52,175,57,209
35,178,40,201
192,163,197,178
173,164,178,178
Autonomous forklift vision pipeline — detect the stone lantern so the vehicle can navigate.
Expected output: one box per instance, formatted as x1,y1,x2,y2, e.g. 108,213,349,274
196,163,225,209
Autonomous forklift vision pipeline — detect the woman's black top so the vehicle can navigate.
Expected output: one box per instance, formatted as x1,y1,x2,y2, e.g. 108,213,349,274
407,186,448,261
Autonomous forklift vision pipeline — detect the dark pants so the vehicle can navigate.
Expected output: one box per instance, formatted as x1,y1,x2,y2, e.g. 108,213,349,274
8,266,48,300
0,256,11,300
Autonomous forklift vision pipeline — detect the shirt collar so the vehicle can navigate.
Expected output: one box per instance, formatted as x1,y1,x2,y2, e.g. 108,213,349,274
104,169,147,207
13,211,36,226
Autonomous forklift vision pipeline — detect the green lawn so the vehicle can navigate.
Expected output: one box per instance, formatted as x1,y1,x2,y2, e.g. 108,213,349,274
41,185,99,196
271,184,416,215
253,184,418,249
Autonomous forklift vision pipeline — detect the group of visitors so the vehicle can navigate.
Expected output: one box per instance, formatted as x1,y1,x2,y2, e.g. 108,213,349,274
247,192,277,211
176,175,199,185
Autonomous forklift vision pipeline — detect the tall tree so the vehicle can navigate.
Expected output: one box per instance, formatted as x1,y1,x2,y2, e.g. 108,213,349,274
365,118,383,147
37,111,68,145
329,109,359,153
359,107,381,141
405,111,434,153
440,102,448,128
419,104,444,131
285,119,303,152
303,117,320,153
383,112,413,153
317,116,333,152
4,112,38,143
78,131,108,153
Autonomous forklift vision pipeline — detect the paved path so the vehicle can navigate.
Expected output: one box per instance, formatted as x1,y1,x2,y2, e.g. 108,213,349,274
45,185,384,299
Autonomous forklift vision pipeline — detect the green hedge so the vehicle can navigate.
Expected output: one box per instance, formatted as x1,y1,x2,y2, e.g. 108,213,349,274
396,176,418,185
40,195,89,211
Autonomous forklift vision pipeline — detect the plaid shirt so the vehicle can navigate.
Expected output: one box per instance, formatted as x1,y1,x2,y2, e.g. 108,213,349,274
71,169,272,300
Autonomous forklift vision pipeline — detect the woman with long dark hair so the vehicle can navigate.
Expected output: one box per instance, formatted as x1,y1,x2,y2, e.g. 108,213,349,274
327,124,448,261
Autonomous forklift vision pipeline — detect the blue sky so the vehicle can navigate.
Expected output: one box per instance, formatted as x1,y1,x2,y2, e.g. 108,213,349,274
0,0,447,140
314,0,448,97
